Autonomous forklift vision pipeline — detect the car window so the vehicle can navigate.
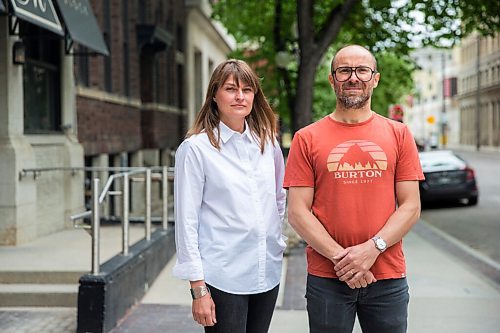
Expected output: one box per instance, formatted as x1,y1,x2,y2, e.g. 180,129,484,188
419,152,466,172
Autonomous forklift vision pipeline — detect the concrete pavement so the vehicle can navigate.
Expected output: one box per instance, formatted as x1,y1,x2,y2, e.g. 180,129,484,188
1,220,499,332
112,221,500,333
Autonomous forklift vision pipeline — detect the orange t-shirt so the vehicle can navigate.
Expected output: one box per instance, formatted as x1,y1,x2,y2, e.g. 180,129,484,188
284,113,424,280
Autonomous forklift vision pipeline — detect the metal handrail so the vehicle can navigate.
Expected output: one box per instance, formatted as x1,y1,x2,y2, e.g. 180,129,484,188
18,166,157,180
98,169,146,203
68,165,174,274
70,211,92,230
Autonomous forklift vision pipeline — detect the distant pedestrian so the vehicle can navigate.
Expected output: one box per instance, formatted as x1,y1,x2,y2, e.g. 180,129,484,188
173,59,287,332
284,44,424,332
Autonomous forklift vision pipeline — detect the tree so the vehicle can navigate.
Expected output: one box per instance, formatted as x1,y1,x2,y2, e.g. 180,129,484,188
213,0,500,133
371,52,416,118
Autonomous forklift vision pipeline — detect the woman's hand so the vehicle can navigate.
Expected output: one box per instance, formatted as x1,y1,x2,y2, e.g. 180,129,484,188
192,293,216,326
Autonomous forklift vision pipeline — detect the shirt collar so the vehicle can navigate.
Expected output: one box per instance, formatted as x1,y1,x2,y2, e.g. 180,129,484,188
219,120,254,143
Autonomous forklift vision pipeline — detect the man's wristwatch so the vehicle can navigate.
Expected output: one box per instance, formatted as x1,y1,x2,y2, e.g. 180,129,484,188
190,285,210,299
372,236,387,253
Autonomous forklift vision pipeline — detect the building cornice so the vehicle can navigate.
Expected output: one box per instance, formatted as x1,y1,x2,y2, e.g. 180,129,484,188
457,82,500,100
76,86,185,115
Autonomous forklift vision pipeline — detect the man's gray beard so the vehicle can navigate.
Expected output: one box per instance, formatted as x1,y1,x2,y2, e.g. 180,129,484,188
337,94,370,109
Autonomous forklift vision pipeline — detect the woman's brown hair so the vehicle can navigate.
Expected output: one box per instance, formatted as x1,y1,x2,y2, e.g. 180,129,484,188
187,59,277,153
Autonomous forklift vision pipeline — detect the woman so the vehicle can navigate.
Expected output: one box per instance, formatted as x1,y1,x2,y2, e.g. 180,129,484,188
173,59,287,332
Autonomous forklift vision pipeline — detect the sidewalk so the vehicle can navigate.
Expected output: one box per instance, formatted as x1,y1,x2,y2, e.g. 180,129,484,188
111,222,500,333
1,220,499,332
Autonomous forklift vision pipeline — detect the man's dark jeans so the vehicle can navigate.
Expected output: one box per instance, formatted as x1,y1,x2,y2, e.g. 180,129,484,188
204,284,279,333
306,274,409,333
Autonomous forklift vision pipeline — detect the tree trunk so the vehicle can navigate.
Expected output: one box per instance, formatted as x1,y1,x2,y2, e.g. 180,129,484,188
292,0,359,133
293,59,319,133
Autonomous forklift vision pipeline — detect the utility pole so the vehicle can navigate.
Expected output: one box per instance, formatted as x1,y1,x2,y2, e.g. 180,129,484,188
441,52,447,148
475,35,481,151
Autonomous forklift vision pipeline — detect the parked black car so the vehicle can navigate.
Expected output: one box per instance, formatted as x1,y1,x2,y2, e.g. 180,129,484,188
419,150,479,206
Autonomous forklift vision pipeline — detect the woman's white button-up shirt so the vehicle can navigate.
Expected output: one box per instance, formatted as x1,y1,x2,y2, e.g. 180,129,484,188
173,122,287,294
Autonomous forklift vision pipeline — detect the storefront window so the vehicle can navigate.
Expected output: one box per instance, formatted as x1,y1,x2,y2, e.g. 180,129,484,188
21,23,61,134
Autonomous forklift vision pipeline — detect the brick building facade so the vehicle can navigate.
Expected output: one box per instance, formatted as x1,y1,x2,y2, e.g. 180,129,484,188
76,0,186,158
0,0,233,244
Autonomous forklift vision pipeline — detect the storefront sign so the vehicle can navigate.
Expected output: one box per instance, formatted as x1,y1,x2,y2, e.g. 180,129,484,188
8,0,63,35
54,0,109,55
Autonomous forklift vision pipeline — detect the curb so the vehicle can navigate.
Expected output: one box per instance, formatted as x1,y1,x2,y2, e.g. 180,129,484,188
413,219,500,291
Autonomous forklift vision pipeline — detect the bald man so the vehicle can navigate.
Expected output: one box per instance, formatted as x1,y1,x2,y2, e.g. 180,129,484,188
284,45,424,333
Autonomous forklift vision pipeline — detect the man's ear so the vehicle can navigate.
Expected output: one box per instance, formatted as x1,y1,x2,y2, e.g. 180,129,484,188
373,72,381,88
328,74,335,87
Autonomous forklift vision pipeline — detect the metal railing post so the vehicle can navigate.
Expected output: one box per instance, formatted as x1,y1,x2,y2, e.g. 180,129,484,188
122,173,130,256
145,168,152,241
52,166,173,272
162,166,169,231
91,178,100,275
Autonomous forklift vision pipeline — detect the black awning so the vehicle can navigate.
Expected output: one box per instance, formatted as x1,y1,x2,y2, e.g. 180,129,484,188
137,24,173,53
7,0,63,36
53,0,108,55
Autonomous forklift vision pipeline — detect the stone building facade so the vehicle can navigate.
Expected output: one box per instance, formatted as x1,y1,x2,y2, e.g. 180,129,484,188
457,32,500,150
406,33,500,152
406,47,459,149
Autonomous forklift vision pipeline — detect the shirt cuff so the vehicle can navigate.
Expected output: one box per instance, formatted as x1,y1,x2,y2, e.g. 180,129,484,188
172,259,205,281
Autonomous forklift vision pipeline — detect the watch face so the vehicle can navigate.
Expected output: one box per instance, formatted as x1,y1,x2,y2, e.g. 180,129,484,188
376,238,386,249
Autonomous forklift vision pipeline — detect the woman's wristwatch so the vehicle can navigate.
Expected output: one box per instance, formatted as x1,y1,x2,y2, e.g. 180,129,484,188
190,285,210,299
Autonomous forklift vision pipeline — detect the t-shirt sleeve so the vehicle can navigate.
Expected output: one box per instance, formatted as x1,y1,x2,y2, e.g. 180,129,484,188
283,131,315,188
395,126,425,182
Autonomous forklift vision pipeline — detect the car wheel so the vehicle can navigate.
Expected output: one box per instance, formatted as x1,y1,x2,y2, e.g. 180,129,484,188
467,196,478,206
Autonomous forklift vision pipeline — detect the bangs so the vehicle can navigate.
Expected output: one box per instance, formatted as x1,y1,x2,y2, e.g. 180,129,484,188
219,61,259,92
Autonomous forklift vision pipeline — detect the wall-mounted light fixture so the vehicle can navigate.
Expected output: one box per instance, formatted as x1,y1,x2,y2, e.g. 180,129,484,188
12,40,26,65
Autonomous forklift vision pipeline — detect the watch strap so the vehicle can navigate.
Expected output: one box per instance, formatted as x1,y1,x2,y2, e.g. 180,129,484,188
190,285,210,299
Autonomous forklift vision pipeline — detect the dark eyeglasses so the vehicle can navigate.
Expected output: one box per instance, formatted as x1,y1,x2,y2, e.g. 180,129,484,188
332,66,377,82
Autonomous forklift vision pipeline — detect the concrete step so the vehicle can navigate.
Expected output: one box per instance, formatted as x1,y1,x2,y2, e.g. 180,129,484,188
0,271,84,284
0,283,78,307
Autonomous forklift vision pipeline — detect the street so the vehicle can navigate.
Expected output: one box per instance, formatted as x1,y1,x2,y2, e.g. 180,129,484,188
420,149,500,264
